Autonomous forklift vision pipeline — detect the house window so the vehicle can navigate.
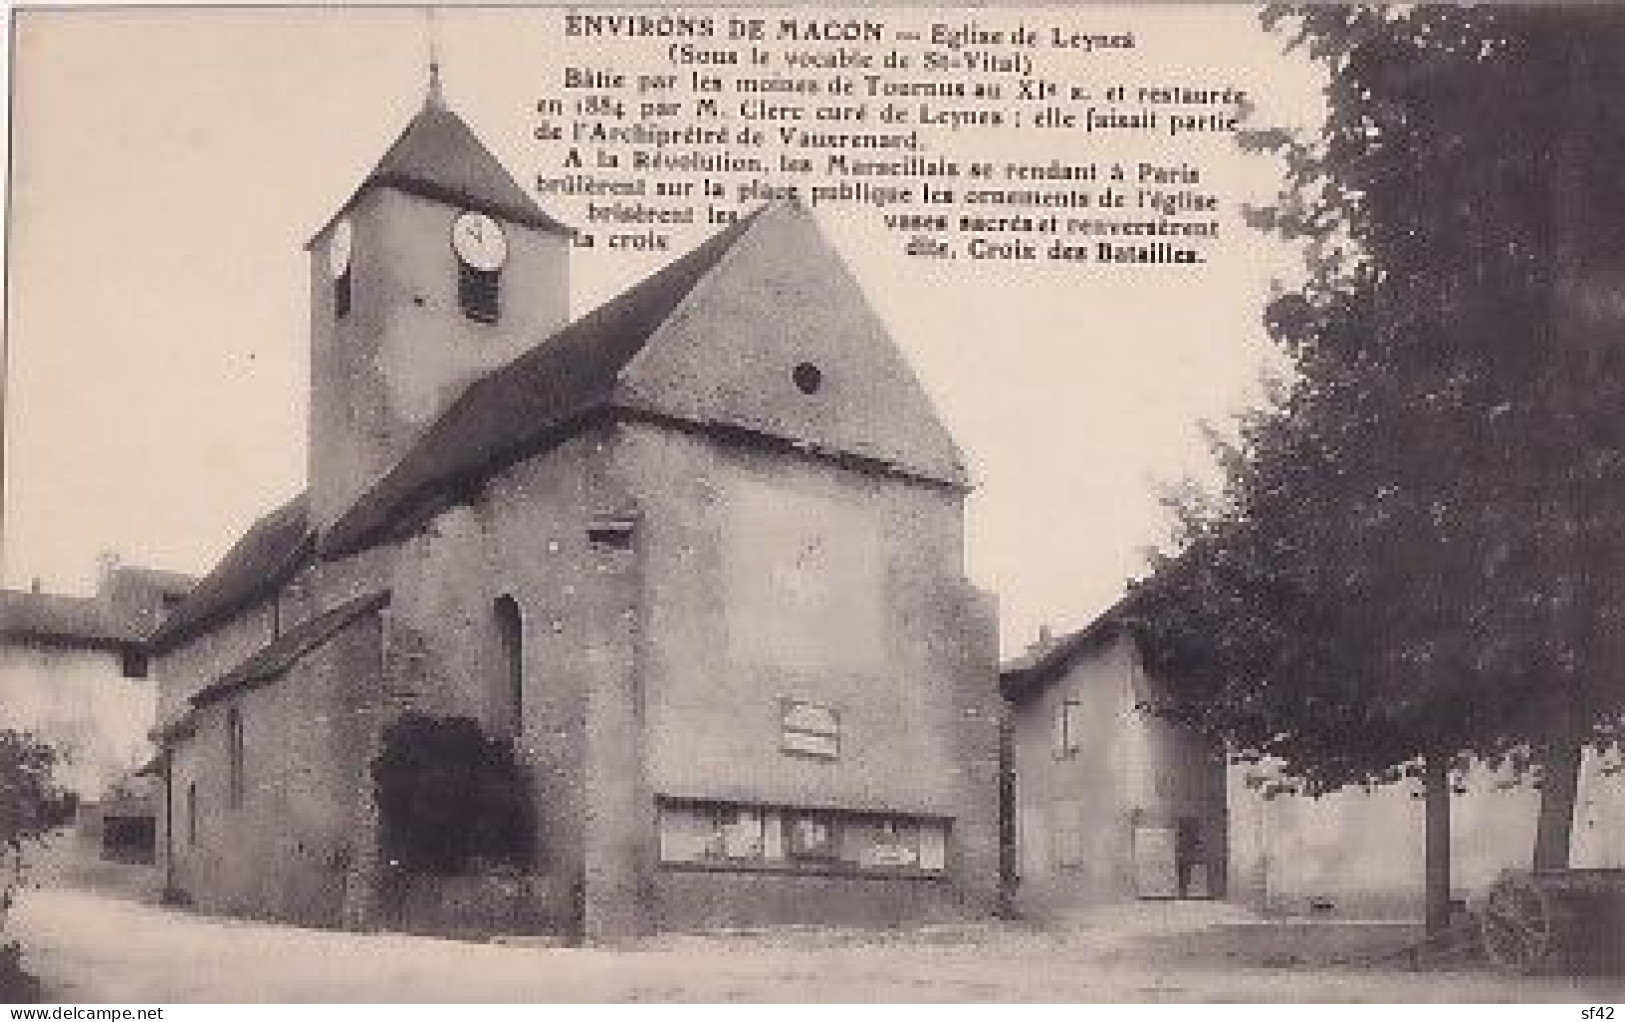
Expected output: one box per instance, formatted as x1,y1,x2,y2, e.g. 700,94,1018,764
459,264,500,323
781,699,840,760
1055,699,1085,758
120,648,149,679
186,782,198,847
494,596,523,739
226,707,245,809
334,267,352,318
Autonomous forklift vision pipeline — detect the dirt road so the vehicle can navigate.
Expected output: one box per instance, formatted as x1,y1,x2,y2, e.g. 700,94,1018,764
9,886,1624,1002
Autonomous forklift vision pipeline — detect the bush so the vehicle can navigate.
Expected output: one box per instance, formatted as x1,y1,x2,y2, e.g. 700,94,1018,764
0,730,64,1002
371,714,533,874
0,942,41,1002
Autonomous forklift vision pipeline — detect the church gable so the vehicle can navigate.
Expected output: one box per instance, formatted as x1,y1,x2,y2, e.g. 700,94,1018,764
613,203,968,489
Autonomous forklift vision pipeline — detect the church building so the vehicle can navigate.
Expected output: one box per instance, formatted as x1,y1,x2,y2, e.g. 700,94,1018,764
146,75,1000,941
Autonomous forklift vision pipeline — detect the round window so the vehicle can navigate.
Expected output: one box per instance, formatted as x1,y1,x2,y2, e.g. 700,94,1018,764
792,362,823,394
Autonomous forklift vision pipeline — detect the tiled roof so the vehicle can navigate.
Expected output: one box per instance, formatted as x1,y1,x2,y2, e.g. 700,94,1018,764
326,99,570,239
189,590,389,708
999,595,1134,702
0,590,128,647
147,494,313,653
319,206,765,556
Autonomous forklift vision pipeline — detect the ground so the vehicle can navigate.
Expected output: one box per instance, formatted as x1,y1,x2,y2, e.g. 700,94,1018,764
8,838,1625,1002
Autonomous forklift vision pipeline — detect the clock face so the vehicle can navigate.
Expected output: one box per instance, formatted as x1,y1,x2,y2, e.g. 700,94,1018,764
452,211,508,271
327,219,353,278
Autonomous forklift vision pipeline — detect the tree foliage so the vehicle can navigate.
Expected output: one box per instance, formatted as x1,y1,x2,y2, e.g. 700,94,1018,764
0,726,71,976
0,729,69,852
1132,6,1625,794
371,713,534,874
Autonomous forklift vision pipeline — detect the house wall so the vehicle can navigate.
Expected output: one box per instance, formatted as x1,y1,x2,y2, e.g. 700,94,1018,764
1007,633,1226,919
614,422,1001,932
1228,748,1625,919
161,610,384,926
0,643,153,797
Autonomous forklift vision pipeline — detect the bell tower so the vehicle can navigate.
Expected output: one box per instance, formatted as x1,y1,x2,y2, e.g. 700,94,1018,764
306,69,572,530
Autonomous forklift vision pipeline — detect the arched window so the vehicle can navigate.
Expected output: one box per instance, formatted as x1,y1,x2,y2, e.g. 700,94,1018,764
494,596,523,738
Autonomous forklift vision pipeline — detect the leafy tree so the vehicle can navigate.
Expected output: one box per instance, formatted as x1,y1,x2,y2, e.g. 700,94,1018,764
1132,5,1625,931
0,729,69,1001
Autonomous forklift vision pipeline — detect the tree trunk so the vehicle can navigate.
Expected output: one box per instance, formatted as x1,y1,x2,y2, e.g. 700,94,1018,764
1423,752,1453,935
1537,18,1592,879
1533,731,1583,870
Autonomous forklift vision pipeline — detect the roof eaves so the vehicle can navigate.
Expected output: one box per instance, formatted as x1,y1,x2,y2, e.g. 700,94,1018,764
146,497,314,655
998,601,1132,702
190,589,390,709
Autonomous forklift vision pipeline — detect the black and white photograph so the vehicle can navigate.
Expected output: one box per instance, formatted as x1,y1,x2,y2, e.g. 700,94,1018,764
0,2,1622,1004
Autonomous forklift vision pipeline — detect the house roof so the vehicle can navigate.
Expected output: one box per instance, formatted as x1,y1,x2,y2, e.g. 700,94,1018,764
315,94,570,243
1,560,197,651
189,589,389,709
0,590,129,648
147,493,313,653
999,594,1136,702
318,205,767,556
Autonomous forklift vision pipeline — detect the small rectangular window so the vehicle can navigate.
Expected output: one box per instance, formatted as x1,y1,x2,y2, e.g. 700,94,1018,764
186,782,198,847
459,264,500,323
334,267,352,318
120,648,149,679
1055,700,1085,758
226,707,245,809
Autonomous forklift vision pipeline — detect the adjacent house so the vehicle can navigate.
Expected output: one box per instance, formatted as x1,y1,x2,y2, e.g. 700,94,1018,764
147,76,1000,941
1000,613,1228,919
1002,600,1625,921
0,557,193,861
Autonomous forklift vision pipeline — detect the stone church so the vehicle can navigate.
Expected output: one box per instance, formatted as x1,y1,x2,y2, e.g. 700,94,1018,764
146,77,1000,940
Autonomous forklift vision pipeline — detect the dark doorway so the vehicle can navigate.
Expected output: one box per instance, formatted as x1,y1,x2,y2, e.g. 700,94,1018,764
1175,816,1211,898
103,815,156,864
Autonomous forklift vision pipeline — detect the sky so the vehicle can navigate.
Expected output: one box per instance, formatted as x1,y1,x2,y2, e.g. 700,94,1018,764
2,5,1324,654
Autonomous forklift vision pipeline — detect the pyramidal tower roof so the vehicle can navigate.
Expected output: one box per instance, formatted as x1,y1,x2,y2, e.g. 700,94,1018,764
320,75,570,239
